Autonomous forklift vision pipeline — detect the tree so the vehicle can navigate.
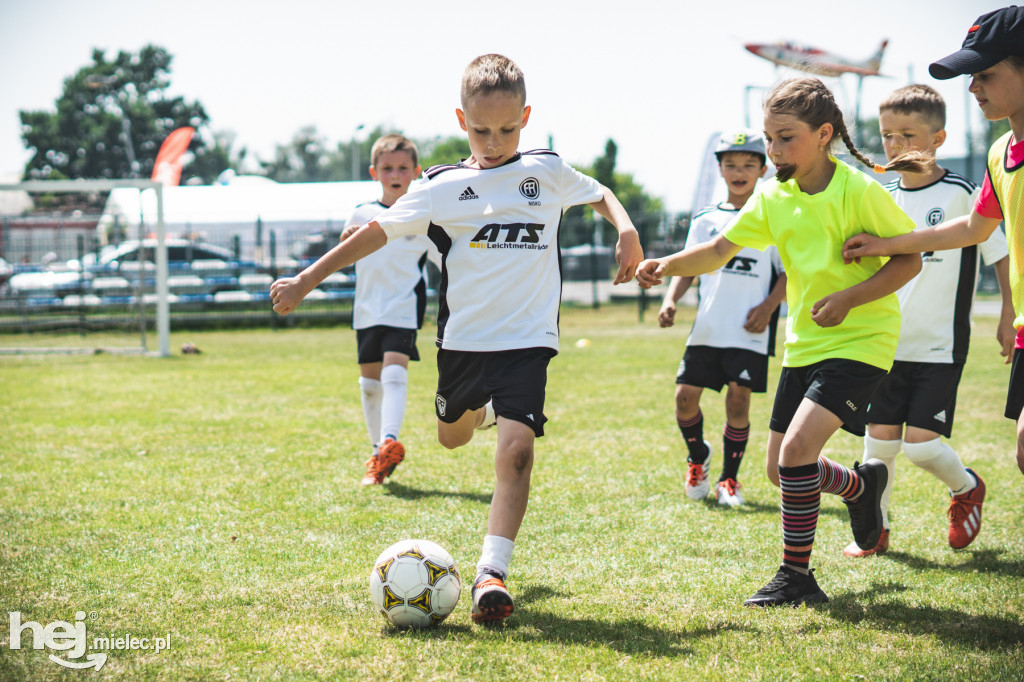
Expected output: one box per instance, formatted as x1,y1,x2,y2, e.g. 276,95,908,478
562,139,664,247
184,130,249,185
418,136,471,169
19,45,210,180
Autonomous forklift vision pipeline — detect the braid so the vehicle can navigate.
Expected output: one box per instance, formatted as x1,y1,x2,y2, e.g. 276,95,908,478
836,121,878,171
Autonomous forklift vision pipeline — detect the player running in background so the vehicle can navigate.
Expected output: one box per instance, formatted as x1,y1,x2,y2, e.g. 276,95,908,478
638,77,925,607
843,85,1013,557
344,134,440,486
271,54,643,623
843,6,1024,478
658,130,786,507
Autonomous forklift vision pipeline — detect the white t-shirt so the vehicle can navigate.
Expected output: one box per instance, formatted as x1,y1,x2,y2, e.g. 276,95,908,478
346,200,440,330
375,150,603,352
684,203,784,354
886,170,1008,363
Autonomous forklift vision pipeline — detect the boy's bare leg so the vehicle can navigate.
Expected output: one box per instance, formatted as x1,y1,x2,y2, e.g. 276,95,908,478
487,418,535,540
436,405,490,450
1017,410,1024,476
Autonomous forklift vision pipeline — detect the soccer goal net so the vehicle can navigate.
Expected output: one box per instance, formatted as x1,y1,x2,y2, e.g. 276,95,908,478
0,179,170,357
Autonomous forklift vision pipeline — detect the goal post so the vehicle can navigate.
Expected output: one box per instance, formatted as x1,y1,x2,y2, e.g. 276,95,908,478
0,179,170,357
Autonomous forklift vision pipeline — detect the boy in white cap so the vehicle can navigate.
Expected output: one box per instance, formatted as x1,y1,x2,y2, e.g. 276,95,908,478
658,130,787,506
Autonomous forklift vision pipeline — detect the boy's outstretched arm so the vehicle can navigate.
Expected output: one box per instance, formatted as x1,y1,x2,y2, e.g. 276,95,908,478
993,256,1015,363
271,222,387,315
842,212,1001,262
658,275,694,328
811,253,921,327
589,186,643,284
635,235,742,289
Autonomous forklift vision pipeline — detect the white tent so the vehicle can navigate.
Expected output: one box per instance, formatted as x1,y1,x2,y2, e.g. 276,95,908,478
99,175,380,257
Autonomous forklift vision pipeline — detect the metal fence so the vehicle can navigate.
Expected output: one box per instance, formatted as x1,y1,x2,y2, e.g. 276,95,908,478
0,211,673,343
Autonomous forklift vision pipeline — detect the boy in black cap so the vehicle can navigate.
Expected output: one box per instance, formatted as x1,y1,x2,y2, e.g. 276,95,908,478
843,5,1024,478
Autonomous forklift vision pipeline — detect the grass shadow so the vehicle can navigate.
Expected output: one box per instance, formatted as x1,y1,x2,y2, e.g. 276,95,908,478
885,548,1024,579
383,481,492,505
383,583,746,657
823,581,1024,651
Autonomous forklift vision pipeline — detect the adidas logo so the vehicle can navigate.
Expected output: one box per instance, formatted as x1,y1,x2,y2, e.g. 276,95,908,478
934,410,947,424
459,186,479,201
739,369,751,381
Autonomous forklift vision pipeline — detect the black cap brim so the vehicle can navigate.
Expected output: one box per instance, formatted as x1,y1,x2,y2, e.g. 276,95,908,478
930,48,1007,79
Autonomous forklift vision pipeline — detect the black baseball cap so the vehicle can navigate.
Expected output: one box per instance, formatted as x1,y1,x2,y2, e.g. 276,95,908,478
930,5,1024,79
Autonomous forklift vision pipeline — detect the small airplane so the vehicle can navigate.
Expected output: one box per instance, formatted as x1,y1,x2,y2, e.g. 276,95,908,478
744,39,888,77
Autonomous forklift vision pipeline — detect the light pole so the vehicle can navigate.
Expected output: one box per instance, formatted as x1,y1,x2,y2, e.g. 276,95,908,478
351,124,365,181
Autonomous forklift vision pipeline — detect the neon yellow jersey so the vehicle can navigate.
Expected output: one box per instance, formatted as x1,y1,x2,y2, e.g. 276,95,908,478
724,158,915,369
985,131,1024,327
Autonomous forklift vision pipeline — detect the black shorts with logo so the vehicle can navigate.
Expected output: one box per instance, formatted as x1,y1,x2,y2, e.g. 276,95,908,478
676,345,769,393
1005,348,1024,420
865,360,963,438
435,347,556,437
770,359,888,437
356,325,420,364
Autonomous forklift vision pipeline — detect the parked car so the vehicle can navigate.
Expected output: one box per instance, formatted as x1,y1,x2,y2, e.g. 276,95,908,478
7,239,245,299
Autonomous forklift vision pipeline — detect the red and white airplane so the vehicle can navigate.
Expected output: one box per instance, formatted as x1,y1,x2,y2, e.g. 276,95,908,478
744,39,888,77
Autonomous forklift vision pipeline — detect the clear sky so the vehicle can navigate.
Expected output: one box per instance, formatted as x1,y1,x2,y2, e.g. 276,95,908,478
0,0,1009,211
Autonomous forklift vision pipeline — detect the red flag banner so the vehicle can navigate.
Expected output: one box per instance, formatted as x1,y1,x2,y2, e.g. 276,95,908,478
151,127,195,186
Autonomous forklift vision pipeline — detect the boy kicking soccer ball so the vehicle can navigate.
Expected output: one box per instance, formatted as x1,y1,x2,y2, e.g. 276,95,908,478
272,54,643,623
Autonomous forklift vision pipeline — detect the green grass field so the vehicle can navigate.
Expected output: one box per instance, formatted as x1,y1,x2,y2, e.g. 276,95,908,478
2,306,1023,680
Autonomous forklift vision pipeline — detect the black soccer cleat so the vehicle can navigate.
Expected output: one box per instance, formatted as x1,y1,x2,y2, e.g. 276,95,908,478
843,459,888,551
744,565,829,607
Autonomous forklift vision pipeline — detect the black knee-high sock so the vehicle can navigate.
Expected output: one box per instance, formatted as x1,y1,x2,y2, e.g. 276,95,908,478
677,410,709,464
719,423,749,482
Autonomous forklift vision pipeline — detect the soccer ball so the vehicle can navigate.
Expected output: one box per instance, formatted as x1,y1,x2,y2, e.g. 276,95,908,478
369,539,462,628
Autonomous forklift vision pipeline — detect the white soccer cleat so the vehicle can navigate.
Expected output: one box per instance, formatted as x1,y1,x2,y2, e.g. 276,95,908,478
685,440,713,500
715,478,745,507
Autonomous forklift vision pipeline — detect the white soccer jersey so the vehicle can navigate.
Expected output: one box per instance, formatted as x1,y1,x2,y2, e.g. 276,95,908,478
374,150,603,352
684,203,784,354
887,170,1008,363
346,200,440,330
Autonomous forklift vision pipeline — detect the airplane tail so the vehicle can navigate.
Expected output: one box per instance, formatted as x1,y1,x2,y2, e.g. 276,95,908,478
864,39,888,73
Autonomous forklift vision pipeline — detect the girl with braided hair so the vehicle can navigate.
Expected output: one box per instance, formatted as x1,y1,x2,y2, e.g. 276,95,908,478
636,77,925,607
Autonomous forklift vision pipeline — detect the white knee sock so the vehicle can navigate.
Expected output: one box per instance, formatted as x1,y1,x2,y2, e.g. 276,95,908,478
379,364,409,442
865,434,902,530
477,534,515,578
475,400,497,430
358,377,383,450
903,437,975,495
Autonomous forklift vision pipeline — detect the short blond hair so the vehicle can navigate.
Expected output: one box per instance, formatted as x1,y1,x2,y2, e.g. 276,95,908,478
879,84,946,132
460,54,526,108
370,134,419,168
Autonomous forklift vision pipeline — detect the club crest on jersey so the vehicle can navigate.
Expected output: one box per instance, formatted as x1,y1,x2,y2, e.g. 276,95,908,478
927,208,944,226
519,177,541,205
469,223,548,250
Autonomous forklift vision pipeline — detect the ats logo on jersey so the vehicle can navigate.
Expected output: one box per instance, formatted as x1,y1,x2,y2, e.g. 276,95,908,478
927,208,945,226
469,223,549,251
724,253,757,272
519,177,541,205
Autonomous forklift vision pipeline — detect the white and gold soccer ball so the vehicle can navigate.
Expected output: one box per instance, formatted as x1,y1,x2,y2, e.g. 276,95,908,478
369,539,462,628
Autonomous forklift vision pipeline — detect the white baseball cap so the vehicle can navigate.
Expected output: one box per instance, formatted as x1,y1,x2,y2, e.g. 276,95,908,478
714,130,766,161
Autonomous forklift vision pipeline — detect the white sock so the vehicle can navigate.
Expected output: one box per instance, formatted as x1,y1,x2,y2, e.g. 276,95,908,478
903,437,975,495
476,534,514,578
475,400,496,431
379,364,408,442
358,377,382,450
864,434,902,530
